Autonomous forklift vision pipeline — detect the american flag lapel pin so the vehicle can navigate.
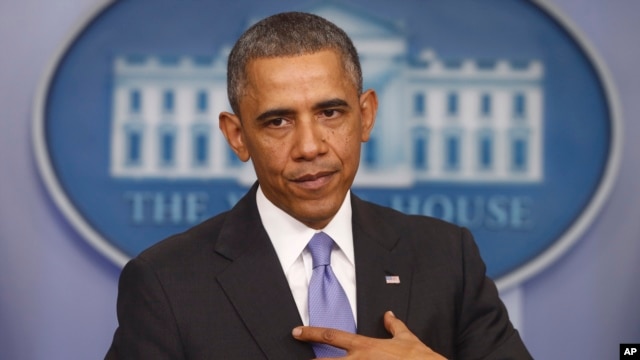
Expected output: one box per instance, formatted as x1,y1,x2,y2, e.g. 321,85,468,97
385,275,400,284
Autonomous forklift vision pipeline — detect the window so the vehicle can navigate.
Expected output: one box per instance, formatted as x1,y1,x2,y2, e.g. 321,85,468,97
126,130,142,165
513,93,526,119
413,92,425,117
192,125,210,166
444,133,461,170
196,90,208,113
508,128,530,172
478,131,493,170
129,90,141,113
447,92,459,116
413,129,429,170
480,93,491,117
512,138,528,172
161,132,175,165
158,125,177,166
163,90,175,113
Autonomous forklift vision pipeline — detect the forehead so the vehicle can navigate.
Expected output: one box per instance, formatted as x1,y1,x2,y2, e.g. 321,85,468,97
242,50,356,101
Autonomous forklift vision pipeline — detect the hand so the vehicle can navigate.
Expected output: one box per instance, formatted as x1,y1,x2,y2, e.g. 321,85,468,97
292,311,447,359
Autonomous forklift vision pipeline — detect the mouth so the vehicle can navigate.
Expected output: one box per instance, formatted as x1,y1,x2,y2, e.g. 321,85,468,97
290,171,336,190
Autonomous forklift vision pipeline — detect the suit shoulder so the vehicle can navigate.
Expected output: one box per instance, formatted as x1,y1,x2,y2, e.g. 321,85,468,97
135,210,230,267
352,196,473,265
354,196,463,234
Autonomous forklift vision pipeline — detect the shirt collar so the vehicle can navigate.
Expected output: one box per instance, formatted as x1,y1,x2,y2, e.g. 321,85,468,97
256,185,354,273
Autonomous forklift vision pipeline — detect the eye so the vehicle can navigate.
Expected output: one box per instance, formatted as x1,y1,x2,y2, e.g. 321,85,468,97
320,109,340,119
267,118,288,128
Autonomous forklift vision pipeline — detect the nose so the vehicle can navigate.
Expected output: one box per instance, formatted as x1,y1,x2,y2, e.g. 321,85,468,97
292,118,328,161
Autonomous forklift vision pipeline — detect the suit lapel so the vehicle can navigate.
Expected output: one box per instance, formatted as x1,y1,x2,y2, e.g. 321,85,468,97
214,185,315,360
212,187,415,355
352,195,414,338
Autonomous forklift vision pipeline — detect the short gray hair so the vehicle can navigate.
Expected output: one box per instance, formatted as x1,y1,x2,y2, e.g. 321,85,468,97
226,12,363,115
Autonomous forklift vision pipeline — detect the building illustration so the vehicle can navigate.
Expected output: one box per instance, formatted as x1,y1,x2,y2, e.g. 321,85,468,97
109,3,544,186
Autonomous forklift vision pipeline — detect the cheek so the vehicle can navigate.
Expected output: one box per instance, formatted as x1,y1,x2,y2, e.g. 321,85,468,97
340,134,361,163
249,138,284,170
248,138,277,165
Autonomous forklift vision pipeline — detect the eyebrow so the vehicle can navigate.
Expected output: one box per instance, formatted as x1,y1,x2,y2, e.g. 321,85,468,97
312,98,350,111
255,98,351,123
255,108,295,123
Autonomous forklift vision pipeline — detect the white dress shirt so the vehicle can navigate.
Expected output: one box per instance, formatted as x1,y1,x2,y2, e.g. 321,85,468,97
256,186,357,326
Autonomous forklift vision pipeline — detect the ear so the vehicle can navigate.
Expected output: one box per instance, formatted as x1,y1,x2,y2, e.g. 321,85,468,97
219,111,251,162
359,89,378,142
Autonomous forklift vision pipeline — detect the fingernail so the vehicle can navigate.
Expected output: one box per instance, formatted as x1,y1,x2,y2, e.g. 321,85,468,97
292,327,302,337
388,310,395,317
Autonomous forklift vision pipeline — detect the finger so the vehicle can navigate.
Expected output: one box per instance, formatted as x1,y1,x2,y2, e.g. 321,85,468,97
292,326,358,349
383,310,410,337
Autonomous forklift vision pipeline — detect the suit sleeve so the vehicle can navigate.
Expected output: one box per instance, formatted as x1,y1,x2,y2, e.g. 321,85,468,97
456,228,532,360
105,257,185,360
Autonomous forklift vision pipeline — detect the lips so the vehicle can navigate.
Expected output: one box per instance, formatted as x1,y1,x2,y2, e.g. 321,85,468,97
294,171,334,182
291,171,336,190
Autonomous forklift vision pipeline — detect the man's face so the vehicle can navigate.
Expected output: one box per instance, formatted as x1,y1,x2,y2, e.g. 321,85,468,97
219,50,377,229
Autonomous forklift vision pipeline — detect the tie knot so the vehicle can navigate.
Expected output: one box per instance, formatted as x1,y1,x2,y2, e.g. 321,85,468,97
307,232,334,268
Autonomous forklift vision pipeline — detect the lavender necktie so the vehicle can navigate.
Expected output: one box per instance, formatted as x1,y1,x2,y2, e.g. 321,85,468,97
307,232,356,358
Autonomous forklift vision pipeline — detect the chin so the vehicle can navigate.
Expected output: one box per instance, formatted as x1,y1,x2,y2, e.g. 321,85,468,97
296,205,339,227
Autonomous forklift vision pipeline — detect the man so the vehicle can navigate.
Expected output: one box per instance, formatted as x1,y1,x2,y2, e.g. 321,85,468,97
106,12,531,359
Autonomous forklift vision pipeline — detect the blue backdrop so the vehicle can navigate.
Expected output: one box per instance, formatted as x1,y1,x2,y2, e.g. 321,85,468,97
1,0,638,359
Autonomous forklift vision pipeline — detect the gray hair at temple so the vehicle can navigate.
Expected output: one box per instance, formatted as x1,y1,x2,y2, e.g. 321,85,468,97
226,11,363,116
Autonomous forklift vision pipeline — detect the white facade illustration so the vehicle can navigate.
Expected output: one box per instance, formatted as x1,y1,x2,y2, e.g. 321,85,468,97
109,4,544,186
109,54,254,180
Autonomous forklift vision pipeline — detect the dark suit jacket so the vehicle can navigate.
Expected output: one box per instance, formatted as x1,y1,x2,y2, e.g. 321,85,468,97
106,184,531,359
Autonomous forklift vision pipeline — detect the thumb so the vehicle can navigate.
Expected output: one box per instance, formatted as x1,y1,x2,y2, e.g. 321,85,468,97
383,311,410,337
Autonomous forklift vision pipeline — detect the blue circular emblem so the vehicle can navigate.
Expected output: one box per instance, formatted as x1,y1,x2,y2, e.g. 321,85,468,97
34,0,620,289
